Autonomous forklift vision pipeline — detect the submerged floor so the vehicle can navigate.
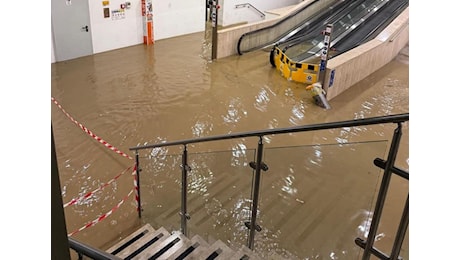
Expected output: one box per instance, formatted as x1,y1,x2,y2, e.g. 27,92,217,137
51,30,409,259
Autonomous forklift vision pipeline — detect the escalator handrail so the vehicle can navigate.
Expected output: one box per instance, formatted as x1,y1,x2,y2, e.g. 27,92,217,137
336,0,409,55
289,0,408,63
236,0,320,55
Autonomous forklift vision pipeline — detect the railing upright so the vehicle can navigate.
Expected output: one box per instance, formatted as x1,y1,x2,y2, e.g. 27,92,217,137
361,122,403,260
135,150,142,218
180,145,190,236
389,194,409,260
248,137,264,249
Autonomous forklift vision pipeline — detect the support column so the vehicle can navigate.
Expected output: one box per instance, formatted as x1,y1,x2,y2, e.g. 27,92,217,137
211,0,219,59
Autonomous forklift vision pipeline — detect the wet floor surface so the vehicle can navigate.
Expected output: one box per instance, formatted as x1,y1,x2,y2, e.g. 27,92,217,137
51,30,409,259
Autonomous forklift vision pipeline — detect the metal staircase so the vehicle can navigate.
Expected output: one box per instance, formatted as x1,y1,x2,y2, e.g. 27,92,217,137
105,223,279,260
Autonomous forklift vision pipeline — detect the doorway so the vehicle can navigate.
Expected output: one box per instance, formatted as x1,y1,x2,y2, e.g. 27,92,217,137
51,0,93,62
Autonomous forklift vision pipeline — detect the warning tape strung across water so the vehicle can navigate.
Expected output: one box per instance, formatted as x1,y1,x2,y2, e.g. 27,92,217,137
51,97,134,160
52,97,141,231
133,166,140,213
67,188,135,237
63,165,135,208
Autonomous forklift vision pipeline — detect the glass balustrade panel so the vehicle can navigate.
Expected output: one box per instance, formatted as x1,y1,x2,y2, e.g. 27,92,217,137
186,148,256,250
254,140,393,259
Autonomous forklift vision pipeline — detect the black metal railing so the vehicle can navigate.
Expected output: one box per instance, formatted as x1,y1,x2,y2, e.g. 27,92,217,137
129,113,409,259
355,156,409,260
69,237,122,260
235,3,265,19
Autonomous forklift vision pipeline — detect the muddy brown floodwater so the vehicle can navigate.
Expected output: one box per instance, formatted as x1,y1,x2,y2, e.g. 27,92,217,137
51,28,409,259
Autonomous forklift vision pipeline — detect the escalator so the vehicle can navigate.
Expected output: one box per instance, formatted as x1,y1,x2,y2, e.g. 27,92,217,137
270,0,408,83
281,0,409,63
273,0,369,55
236,0,344,55
331,0,408,57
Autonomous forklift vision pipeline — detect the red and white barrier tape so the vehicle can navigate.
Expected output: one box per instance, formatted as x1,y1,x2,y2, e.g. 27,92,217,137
67,188,135,237
51,97,133,160
133,166,140,212
52,97,141,234
63,165,135,208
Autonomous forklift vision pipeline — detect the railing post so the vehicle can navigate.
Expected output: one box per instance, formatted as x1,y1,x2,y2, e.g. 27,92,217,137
361,123,403,260
135,150,142,218
211,0,219,60
248,137,264,250
389,194,409,260
180,145,190,236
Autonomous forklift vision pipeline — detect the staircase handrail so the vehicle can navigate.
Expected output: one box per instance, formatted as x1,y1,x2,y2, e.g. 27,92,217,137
129,113,408,151
69,237,123,260
128,112,409,257
235,3,265,18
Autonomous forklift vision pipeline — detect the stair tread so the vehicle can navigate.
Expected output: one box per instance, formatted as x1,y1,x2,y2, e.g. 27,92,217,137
132,231,191,260
266,252,291,260
177,235,214,260
115,226,171,259
190,234,210,247
230,246,263,260
106,223,155,255
213,240,237,259
207,239,236,259
162,234,207,260
106,225,272,260
182,239,234,259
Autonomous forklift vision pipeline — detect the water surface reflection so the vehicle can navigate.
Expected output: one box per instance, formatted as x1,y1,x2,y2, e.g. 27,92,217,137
51,31,409,259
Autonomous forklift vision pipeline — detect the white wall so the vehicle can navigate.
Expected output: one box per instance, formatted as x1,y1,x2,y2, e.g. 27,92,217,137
89,0,143,54
153,0,205,40
51,29,56,63
220,0,300,27
89,0,205,53
52,0,205,62
51,0,298,62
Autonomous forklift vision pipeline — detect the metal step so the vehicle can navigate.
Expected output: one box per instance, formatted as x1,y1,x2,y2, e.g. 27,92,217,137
113,226,171,259
106,224,155,255
188,239,235,260
166,234,210,260
105,224,271,260
229,246,263,260
132,231,192,260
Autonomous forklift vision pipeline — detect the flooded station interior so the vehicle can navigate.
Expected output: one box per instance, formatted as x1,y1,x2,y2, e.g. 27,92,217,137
44,0,423,259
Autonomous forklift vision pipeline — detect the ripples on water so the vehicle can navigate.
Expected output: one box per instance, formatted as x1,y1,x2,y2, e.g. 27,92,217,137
52,30,408,258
